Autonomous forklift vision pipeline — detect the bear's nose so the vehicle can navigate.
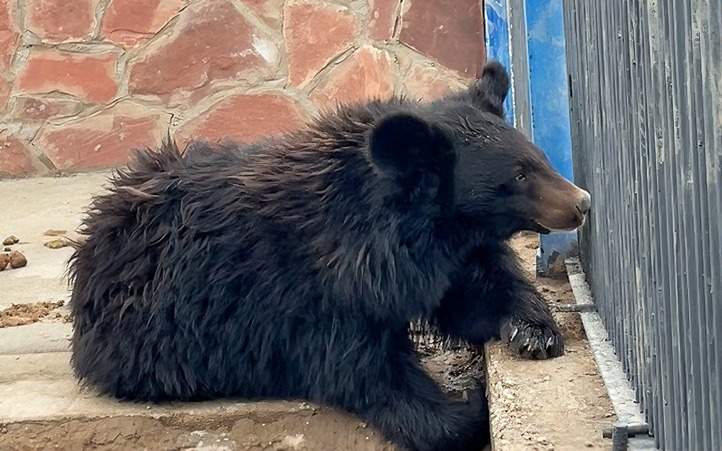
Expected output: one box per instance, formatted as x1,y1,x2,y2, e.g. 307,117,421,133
576,190,592,215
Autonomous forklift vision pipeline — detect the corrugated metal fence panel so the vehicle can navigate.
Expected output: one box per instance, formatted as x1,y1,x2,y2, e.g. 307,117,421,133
562,0,722,449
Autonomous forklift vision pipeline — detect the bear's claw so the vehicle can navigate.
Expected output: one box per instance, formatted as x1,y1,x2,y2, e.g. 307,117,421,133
502,317,564,360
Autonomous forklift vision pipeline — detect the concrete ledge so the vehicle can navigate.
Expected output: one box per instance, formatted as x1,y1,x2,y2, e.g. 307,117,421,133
565,259,658,450
0,352,393,450
1,352,275,423
0,322,71,355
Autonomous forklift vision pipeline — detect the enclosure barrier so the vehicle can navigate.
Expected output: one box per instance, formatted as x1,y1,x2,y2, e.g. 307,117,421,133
562,0,721,449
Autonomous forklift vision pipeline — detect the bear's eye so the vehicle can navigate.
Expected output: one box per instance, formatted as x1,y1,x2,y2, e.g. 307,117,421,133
515,173,527,182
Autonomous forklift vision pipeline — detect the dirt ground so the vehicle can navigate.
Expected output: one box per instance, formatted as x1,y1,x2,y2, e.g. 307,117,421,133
0,233,612,451
485,233,615,450
0,408,398,451
0,301,67,328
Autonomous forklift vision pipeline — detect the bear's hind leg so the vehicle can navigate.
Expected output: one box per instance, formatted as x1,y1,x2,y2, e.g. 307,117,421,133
355,351,488,451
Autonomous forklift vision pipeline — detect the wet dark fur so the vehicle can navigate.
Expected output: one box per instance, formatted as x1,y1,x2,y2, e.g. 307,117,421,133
69,62,562,451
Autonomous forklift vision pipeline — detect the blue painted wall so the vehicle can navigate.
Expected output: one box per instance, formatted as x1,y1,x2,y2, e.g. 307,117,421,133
525,0,573,181
483,0,515,125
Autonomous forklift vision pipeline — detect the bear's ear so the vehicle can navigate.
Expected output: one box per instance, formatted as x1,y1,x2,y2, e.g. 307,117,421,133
467,61,510,117
369,113,450,175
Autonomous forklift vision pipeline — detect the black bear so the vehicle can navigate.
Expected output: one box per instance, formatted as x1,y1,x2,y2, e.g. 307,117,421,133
69,62,591,451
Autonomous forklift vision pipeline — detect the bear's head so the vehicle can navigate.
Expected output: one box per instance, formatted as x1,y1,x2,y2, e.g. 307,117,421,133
369,61,591,238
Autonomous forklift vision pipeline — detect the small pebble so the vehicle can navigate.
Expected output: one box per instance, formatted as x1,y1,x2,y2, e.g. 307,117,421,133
0,254,9,270
44,238,70,249
9,251,26,268
3,247,10,252
2,235,19,246
585,442,594,448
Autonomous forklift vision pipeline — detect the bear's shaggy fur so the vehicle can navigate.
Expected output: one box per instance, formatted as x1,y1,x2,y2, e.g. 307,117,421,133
69,62,590,451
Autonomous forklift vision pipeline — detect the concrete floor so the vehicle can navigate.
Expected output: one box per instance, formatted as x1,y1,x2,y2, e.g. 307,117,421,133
0,173,136,418
1,173,110,309
0,173,108,356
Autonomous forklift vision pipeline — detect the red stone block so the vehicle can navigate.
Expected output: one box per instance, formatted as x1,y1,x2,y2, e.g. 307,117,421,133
128,0,277,97
18,50,119,103
178,93,305,145
101,0,185,47
11,97,84,121
311,46,394,109
242,0,284,28
399,0,483,78
284,0,356,87
0,0,19,72
369,0,399,41
34,102,170,171
403,61,467,101
27,0,95,43
0,132,36,177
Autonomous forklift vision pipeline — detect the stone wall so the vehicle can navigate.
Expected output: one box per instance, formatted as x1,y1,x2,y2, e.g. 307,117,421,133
0,0,485,177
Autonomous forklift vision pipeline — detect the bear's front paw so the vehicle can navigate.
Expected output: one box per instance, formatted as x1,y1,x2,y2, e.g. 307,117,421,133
501,317,564,360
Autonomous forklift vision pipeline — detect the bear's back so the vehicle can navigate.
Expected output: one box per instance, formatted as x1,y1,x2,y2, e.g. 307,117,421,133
69,139,327,400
